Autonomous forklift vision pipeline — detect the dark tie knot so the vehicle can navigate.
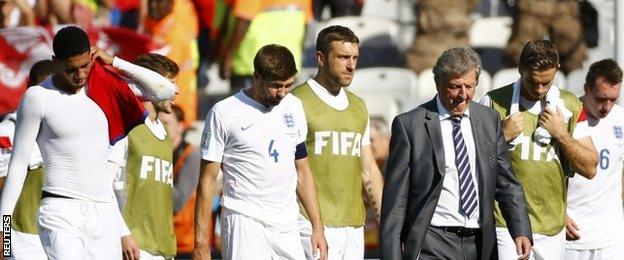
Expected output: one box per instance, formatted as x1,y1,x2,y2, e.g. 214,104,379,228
450,116,462,125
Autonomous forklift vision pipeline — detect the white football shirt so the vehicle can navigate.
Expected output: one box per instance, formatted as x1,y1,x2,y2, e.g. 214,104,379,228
566,104,624,249
201,91,307,229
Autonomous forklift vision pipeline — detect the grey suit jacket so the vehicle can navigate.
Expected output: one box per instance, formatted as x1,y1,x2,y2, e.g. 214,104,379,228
380,98,532,260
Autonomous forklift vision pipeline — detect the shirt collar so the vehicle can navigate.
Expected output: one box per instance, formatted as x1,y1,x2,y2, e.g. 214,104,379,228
436,94,470,120
307,78,346,98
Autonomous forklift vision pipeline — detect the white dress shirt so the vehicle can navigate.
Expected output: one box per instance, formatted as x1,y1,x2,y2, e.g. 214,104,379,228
430,96,481,228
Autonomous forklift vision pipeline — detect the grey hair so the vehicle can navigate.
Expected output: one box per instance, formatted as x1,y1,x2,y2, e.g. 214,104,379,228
432,47,482,87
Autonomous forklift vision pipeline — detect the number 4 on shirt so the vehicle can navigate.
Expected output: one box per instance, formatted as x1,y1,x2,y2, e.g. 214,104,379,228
269,140,279,162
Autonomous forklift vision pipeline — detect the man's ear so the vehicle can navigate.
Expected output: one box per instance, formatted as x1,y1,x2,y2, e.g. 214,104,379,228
316,51,324,67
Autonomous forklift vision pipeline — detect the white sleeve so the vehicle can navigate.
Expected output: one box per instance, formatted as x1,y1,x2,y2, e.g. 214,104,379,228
107,138,130,237
295,100,308,144
108,137,128,167
112,57,176,101
362,117,371,146
200,107,226,162
0,88,44,216
0,150,9,178
0,118,15,178
114,197,131,237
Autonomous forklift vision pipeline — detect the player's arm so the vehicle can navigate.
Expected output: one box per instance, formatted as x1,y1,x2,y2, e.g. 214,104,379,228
90,47,176,100
361,144,383,224
218,9,251,80
193,159,220,260
107,139,140,260
0,89,43,217
539,106,598,179
295,153,328,260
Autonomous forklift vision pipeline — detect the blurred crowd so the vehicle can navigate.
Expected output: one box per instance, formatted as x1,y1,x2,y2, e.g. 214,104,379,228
0,0,611,258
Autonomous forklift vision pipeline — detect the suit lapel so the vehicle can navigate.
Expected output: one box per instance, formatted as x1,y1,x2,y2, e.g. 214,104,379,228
424,99,445,176
469,104,486,213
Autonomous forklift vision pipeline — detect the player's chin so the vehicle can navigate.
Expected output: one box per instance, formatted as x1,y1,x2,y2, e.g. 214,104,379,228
269,99,282,107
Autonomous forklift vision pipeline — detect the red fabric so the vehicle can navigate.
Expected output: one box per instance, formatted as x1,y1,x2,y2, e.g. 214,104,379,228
0,27,53,115
86,59,146,145
0,136,11,149
115,0,140,12
192,0,216,29
86,27,162,62
0,26,160,116
578,108,588,122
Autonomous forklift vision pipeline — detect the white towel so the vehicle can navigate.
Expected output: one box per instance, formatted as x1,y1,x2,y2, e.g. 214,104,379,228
509,81,572,145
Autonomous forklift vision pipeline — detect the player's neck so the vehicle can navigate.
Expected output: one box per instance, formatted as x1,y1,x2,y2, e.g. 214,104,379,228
244,88,272,109
52,74,81,94
143,102,158,122
313,74,341,96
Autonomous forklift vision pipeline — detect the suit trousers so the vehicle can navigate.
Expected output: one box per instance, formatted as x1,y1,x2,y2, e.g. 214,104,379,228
419,225,479,260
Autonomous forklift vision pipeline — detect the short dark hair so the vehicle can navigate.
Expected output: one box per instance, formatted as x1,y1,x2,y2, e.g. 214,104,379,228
253,44,297,81
316,25,359,55
28,60,58,86
53,26,90,60
433,47,482,87
134,53,180,77
585,59,623,90
518,40,560,71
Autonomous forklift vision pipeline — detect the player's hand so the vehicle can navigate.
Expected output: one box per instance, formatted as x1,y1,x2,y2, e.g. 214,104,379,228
565,216,581,241
90,46,114,65
311,227,328,260
539,106,567,140
513,236,531,260
502,112,524,141
121,235,140,260
192,245,212,260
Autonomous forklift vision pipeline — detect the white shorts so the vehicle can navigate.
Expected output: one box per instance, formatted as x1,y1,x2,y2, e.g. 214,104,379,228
8,229,46,260
139,249,167,260
497,227,565,260
298,214,364,260
565,243,624,260
38,197,122,260
220,208,304,260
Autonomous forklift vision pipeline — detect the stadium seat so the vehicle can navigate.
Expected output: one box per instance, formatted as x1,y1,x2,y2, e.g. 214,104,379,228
566,69,587,96
476,70,492,100
361,0,400,21
318,16,404,67
491,68,519,89
470,17,513,74
469,17,512,48
359,94,400,128
416,69,437,102
348,67,418,103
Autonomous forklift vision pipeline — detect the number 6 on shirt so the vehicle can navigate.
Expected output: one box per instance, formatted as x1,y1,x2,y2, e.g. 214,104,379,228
268,140,279,162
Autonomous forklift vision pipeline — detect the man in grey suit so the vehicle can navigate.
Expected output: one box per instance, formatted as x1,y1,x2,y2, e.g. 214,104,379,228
380,47,533,260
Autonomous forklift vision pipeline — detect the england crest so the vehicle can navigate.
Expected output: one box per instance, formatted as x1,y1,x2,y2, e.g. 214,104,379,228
614,125,623,139
283,113,295,128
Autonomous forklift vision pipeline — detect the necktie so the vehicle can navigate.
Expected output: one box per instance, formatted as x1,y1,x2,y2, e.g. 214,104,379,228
451,116,478,217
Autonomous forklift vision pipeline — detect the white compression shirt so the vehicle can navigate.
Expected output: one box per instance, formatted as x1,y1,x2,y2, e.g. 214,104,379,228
0,57,175,219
